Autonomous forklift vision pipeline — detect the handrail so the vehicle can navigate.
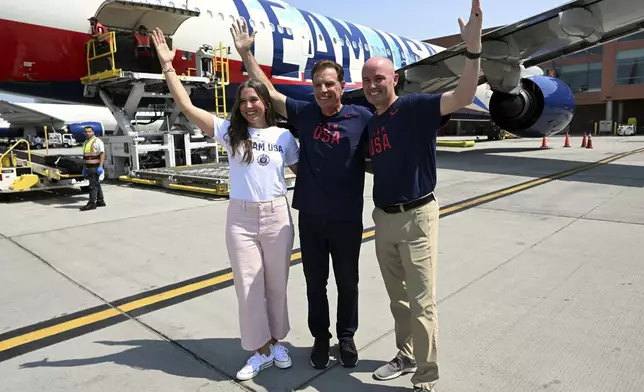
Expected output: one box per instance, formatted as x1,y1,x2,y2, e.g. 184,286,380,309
85,31,118,76
215,41,230,85
0,139,31,170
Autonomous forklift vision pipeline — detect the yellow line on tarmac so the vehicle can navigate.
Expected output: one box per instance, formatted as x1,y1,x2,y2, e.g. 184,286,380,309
2,146,643,357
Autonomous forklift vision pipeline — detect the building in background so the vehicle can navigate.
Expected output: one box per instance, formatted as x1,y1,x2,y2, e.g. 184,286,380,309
426,26,502,138
425,28,644,135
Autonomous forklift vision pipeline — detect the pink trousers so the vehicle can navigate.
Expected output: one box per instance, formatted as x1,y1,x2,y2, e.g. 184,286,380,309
225,195,294,351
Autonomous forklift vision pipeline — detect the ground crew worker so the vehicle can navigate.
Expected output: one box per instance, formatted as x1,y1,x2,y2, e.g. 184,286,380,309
80,126,106,211
89,17,110,43
134,25,153,72
361,1,483,391
88,17,113,71
134,25,151,57
231,19,371,370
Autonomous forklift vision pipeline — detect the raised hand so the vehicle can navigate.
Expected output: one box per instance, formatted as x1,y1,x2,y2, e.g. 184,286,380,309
150,27,177,67
458,0,483,51
230,18,256,54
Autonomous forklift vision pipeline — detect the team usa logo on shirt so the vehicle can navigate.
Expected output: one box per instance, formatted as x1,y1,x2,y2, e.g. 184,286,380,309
313,123,341,144
257,154,270,166
369,125,392,156
253,141,284,152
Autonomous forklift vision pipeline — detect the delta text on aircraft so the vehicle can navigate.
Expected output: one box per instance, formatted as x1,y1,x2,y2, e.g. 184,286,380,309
1,0,644,138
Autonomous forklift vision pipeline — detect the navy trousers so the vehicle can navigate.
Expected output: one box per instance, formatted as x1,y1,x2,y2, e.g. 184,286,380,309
85,166,104,205
298,212,363,341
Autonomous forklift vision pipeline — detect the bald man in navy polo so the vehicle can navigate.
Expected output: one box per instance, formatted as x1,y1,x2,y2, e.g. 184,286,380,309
361,1,484,390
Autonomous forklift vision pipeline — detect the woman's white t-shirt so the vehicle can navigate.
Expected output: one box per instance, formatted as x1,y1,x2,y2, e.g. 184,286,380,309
213,115,299,202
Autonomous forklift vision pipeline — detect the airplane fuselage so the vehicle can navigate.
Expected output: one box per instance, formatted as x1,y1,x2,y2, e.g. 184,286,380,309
0,0,494,114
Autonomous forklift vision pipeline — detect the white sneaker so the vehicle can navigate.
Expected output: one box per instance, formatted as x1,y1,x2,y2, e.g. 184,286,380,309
236,351,273,381
271,343,292,369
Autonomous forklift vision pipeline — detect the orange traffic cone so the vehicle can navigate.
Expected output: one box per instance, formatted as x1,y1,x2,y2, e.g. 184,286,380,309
563,132,571,147
581,132,587,147
586,134,593,149
541,136,548,148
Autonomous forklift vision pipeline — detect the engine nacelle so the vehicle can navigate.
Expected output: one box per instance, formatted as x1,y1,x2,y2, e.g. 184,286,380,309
489,75,575,138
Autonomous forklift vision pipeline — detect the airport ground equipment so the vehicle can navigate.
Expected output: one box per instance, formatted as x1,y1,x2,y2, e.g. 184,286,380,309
0,140,88,194
81,32,229,194
616,124,636,136
79,1,296,196
119,164,297,196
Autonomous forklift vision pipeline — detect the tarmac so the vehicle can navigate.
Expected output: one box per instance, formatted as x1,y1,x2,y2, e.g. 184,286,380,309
1,134,644,392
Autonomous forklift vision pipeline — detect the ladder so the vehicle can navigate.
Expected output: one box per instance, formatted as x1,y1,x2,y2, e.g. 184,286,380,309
213,42,230,119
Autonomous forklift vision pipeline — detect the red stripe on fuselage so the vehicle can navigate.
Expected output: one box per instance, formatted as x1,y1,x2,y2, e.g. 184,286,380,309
1,19,89,82
0,18,196,83
0,18,361,90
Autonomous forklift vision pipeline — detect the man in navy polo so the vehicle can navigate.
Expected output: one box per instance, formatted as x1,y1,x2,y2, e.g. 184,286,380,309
231,19,372,369
361,1,483,391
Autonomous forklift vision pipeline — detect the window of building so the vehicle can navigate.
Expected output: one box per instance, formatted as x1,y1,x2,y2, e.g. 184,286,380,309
615,48,644,85
564,45,603,59
617,31,644,42
557,62,602,92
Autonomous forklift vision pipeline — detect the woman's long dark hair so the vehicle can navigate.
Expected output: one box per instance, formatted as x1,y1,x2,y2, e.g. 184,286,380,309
225,78,277,164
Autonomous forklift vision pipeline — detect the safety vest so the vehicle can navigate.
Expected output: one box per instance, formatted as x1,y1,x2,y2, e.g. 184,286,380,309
83,137,101,165
135,33,150,49
92,22,111,44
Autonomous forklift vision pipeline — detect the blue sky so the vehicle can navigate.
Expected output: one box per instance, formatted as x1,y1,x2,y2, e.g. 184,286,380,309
0,0,568,103
284,0,568,40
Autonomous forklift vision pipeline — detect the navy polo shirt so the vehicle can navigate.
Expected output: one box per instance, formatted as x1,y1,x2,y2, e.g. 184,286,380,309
367,93,450,208
286,97,372,221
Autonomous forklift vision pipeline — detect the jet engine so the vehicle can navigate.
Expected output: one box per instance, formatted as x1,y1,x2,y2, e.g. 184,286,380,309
488,75,575,138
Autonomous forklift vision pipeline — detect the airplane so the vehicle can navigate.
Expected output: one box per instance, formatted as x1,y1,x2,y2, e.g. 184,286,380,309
0,101,109,142
0,100,190,143
1,0,643,140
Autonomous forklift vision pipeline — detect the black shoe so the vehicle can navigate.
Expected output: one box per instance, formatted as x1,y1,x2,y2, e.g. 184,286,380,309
310,338,330,369
96,200,106,207
79,204,96,211
339,338,358,367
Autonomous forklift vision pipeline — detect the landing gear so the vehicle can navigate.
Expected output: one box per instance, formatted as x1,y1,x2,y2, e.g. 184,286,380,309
487,123,505,141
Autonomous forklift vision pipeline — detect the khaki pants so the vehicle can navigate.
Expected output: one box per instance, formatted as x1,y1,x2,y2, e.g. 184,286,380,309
372,198,440,390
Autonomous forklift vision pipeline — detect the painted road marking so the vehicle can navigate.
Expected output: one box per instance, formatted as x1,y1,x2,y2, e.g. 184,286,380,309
1,146,643,362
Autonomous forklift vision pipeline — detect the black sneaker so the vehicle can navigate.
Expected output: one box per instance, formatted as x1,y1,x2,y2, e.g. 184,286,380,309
79,203,96,211
338,338,358,367
96,200,106,207
373,353,417,381
310,338,330,369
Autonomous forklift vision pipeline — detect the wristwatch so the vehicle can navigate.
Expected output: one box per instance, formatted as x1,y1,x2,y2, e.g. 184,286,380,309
464,49,482,59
